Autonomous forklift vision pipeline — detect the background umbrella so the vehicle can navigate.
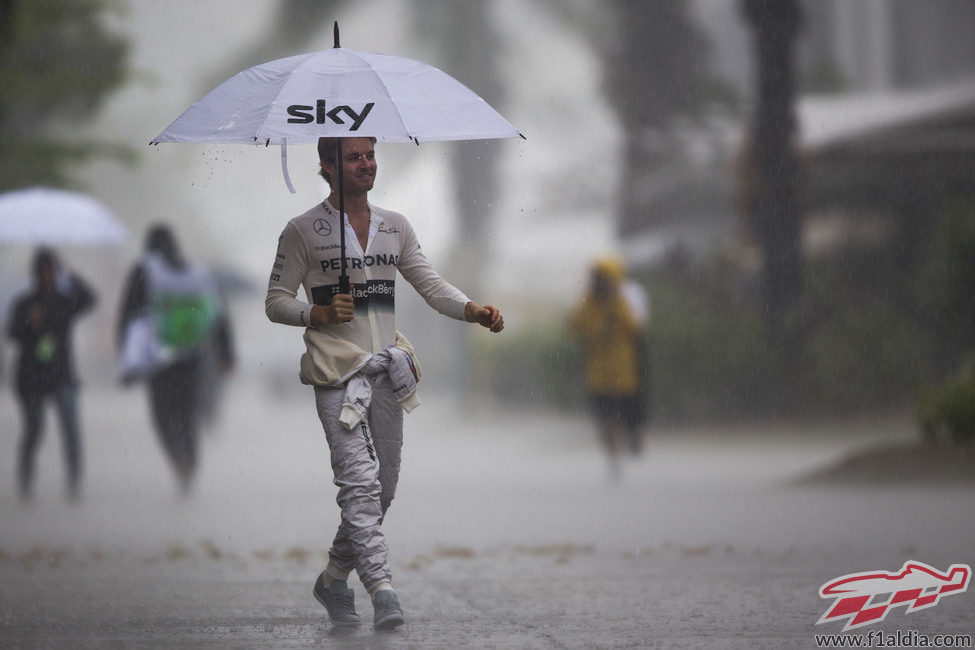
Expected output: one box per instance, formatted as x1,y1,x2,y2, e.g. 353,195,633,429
152,23,523,292
0,186,128,246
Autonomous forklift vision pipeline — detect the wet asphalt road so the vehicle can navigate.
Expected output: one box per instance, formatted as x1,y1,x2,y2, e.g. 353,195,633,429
2,382,973,648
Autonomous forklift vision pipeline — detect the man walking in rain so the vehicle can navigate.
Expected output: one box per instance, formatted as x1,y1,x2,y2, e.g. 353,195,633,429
265,136,504,630
7,248,95,501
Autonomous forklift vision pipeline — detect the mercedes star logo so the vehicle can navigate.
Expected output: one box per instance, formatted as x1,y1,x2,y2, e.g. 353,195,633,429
314,218,332,237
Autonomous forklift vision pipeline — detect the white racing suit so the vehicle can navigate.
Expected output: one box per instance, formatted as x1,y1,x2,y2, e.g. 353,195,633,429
265,199,469,591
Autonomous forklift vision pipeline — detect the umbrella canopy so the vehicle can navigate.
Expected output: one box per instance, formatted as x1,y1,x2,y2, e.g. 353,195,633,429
151,25,523,291
151,47,523,145
0,187,128,246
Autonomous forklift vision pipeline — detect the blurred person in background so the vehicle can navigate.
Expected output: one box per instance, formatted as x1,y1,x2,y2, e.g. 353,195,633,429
6,247,96,501
265,136,504,631
116,224,235,494
568,257,647,477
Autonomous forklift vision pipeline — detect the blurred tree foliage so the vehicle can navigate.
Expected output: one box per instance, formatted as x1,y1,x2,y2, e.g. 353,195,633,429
412,0,504,257
740,0,805,412
602,0,714,235
918,355,975,446
0,0,129,191
918,198,975,372
547,0,722,237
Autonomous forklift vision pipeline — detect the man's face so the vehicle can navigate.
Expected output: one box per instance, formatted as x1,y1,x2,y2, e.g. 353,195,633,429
323,137,377,195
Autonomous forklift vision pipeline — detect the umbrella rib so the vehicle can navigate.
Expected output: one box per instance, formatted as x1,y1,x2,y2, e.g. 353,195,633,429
344,50,415,141
250,53,314,145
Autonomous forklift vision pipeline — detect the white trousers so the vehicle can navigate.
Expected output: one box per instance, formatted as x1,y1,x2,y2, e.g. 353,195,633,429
314,374,403,591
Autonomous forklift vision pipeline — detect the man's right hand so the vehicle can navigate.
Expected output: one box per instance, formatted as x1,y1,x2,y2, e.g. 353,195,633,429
310,291,355,326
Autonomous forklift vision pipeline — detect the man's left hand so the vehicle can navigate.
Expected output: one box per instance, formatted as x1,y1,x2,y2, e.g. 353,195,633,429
465,302,504,333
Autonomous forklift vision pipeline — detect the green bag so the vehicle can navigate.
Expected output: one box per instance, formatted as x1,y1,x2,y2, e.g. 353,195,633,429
152,292,218,351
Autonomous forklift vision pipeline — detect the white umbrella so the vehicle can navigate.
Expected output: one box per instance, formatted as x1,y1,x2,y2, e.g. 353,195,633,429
0,186,128,246
151,31,522,146
152,24,523,291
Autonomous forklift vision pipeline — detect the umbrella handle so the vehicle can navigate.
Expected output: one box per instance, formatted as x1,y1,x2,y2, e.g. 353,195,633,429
337,137,349,294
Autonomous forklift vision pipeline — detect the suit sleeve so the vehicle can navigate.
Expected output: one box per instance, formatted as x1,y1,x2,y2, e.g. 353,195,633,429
265,220,313,327
396,220,470,321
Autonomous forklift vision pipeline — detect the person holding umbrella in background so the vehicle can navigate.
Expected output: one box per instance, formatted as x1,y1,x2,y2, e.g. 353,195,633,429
265,136,504,630
6,247,95,502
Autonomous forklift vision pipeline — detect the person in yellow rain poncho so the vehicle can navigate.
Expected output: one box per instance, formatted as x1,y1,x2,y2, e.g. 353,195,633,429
568,257,645,477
